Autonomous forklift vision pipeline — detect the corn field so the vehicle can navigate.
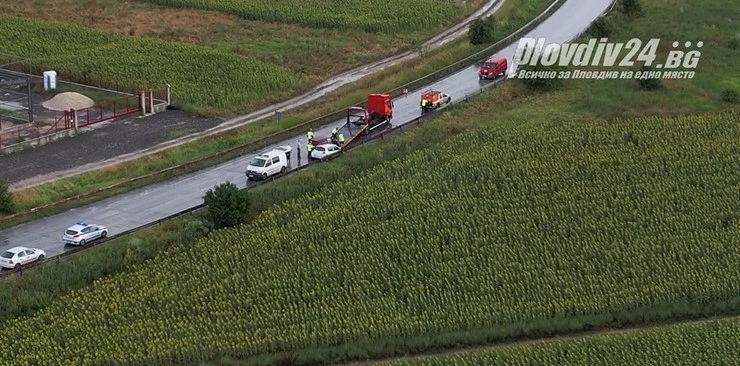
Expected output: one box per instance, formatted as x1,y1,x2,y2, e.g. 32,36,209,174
0,16,302,110
0,112,737,365
378,318,740,365
141,0,466,33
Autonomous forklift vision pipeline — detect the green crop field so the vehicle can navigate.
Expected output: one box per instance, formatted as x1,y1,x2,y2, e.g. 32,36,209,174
141,0,464,33
376,318,740,365
0,0,498,115
0,112,737,365
0,15,303,113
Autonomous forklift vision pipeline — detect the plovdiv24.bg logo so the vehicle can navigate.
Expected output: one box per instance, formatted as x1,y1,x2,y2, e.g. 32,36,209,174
509,37,703,80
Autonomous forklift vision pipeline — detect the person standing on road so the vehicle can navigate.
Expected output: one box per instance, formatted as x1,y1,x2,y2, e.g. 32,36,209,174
296,141,301,162
338,133,345,147
306,142,314,161
307,128,314,141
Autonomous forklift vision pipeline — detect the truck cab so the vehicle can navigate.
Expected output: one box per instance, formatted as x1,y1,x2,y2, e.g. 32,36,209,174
479,56,508,79
366,94,393,121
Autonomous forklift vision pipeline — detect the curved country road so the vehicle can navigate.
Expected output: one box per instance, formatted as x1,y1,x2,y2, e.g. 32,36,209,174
0,0,613,264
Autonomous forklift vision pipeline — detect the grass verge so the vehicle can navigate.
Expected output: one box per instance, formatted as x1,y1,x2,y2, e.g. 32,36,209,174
0,0,557,230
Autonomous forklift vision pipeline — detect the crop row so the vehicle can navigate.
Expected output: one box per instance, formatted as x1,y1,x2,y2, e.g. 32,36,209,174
0,112,737,365
142,0,466,33
0,15,303,112
378,318,740,365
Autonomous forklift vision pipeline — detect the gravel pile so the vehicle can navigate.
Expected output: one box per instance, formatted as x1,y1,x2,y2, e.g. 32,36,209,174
41,92,95,111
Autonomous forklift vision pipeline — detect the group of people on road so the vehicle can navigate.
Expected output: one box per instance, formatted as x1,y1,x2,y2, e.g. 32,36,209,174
295,128,344,163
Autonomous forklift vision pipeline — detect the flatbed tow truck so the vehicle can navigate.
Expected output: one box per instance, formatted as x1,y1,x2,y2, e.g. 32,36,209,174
310,93,393,149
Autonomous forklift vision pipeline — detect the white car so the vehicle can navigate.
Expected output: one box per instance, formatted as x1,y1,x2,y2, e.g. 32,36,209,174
0,247,46,269
63,222,108,246
310,144,342,160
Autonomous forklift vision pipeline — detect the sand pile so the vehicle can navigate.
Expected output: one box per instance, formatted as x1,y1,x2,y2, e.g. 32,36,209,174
42,92,95,111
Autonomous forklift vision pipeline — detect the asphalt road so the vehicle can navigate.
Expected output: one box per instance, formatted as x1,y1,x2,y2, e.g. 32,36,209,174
0,0,613,261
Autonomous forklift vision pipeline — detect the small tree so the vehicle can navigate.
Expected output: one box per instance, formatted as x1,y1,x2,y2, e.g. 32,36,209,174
468,17,496,45
729,36,739,50
0,179,13,215
587,18,612,38
721,89,738,104
518,50,568,91
203,181,251,230
636,65,661,91
620,0,642,17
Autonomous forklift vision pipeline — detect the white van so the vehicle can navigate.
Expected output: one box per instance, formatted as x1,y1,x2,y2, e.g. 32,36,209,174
245,149,288,180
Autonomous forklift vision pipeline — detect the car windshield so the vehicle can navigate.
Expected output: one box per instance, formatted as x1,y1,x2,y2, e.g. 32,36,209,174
0,251,14,259
66,229,78,235
315,147,325,152
249,158,266,167
483,62,496,69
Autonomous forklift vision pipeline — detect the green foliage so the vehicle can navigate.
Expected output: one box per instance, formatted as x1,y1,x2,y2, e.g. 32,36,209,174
620,0,643,17
636,65,661,91
0,112,737,365
517,49,568,91
721,89,737,103
141,0,463,33
586,17,612,38
468,17,496,45
729,36,739,50
0,179,13,215
203,181,251,230
379,318,740,365
0,15,302,112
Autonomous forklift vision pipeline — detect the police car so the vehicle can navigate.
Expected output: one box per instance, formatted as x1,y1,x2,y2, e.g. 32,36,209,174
63,222,108,246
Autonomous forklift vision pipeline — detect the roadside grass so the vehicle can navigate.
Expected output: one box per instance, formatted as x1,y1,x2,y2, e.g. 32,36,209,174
0,0,555,230
0,0,486,115
0,0,735,330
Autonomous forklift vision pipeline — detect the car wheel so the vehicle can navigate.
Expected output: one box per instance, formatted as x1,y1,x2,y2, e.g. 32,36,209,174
14,263,20,269
101,231,107,238
38,255,44,261
280,166,287,173
262,173,268,180
79,239,86,246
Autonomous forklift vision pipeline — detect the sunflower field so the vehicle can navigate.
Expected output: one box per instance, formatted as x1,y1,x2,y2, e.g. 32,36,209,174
0,15,302,111
378,318,740,365
0,112,737,365
141,0,467,33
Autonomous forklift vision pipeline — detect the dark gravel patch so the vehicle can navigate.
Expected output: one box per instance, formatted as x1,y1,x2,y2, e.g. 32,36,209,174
0,110,223,184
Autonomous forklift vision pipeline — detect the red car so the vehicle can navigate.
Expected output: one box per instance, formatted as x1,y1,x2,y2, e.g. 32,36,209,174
478,57,508,79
